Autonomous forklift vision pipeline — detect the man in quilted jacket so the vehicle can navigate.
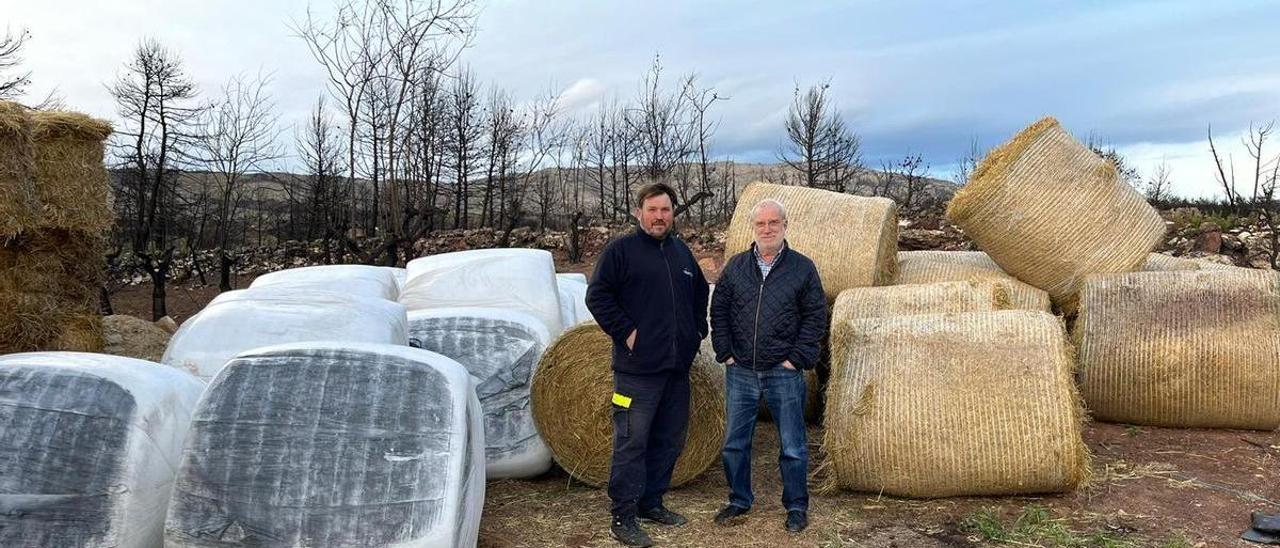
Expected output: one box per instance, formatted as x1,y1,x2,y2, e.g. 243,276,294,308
709,198,827,533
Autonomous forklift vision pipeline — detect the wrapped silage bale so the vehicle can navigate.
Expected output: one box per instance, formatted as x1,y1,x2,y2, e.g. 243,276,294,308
945,117,1166,314
0,352,204,547
531,322,724,487
383,266,409,292
895,251,1051,311
556,272,588,285
250,264,400,301
1075,269,1280,430
1140,252,1234,272
555,275,592,327
726,182,898,301
408,307,554,479
164,342,485,548
824,310,1089,497
403,249,563,336
162,287,408,382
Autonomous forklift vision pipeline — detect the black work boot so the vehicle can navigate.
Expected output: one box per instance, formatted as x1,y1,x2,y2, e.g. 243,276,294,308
640,505,688,526
1256,512,1280,533
713,504,749,525
1243,528,1280,545
611,516,654,547
785,510,809,533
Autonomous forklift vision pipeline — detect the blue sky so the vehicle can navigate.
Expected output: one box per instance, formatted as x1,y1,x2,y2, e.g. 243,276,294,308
7,0,1280,198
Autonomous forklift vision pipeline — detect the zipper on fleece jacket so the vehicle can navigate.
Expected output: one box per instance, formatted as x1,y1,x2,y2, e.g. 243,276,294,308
660,239,678,362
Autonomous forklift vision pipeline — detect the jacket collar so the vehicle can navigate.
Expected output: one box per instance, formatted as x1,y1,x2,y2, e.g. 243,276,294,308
634,225,674,245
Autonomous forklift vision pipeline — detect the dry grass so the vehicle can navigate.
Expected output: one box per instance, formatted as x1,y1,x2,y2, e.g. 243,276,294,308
30,110,113,233
0,100,40,237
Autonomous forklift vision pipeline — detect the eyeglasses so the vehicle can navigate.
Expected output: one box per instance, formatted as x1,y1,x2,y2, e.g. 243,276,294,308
753,220,784,230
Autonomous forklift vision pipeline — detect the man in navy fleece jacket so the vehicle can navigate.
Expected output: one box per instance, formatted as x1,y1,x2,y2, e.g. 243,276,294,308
586,182,710,547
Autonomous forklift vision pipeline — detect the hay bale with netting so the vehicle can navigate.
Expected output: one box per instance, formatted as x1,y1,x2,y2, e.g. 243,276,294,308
48,313,104,352
1074,269,1280,430
824,310,1089,497
31,110,113,233
945,117,1166,314
895,250,1050,311
530,322,724,487
829,280,1011,375
0,101,39,236
726,182,898,301
1141,252,1234,272
0,291,60,353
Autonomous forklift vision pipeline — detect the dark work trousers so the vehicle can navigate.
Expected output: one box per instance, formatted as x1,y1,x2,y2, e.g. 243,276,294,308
608,370,691,520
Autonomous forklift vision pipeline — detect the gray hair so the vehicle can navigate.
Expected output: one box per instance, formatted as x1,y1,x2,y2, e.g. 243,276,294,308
750,198,787,221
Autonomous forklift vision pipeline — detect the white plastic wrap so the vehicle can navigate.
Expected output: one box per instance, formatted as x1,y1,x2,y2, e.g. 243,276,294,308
555,277,593,327
162,287,409,382
164,342,484,548
384,266,409,292
0,352,204,548
556,272,588,285
250,264,400,301
403,249,564,336
408,308,553,479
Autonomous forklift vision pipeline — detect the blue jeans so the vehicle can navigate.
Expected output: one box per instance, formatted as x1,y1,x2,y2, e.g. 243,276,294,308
722,363,809,512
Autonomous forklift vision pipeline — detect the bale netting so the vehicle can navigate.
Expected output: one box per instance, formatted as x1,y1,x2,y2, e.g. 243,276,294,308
944,117,1166,314
895,250,1050,311
824,310,1089,498
1141,252,1234,272
31,110,113,233
0,101,39,236
726,182,898,301
1074,269,1280,430
531,322,725,487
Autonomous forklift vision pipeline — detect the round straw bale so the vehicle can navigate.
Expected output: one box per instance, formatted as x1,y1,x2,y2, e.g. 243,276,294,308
530,322,725,487
0,290,61,353
824,310,1089,498
896,250,1051,311
1140,252,1234,272
945,118,1165,314
0,101,39,236
1074,269,1280,430
31,110,113,233
726,182,898,301
48,313,105,352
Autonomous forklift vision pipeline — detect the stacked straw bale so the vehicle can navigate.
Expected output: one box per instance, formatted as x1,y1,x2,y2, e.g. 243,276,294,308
1141,252,1234,272
824,310,1089,497
726,182,898,301
945,117,1166,314
895,251,1051,311
530,322,725,487
1074,269,1280,430
0,105,111,353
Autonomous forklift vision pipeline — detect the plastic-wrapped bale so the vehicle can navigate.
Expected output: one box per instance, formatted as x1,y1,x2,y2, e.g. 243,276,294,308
164,342,484,548
726,182,898,301
1074,269,1280,430
0,101,39,236
0,352,204,548
408,307,553,479
383,266,408,292
403,249,563,336
1141,252,1234,272
556,276,593,327
557,272,588,285
530,322,724,487
895,251,1050,311
250,264,400,301
824,310,1089,497
945,117,1166,314
162,287,409,382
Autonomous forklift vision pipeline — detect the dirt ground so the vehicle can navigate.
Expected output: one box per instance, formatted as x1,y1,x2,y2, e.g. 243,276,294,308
104,251,1280,547
480,423,1280,548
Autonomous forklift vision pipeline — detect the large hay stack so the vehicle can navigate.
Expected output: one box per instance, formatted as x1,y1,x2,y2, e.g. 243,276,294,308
726,182,898,301
1074,269,1280,430
945,117,1165,314
530,322,724,487
824,310,1089,497
0,104,111,353
895,251,1051,311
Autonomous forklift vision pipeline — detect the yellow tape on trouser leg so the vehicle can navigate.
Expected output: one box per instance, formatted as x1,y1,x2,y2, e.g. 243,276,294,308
612,393,632,408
